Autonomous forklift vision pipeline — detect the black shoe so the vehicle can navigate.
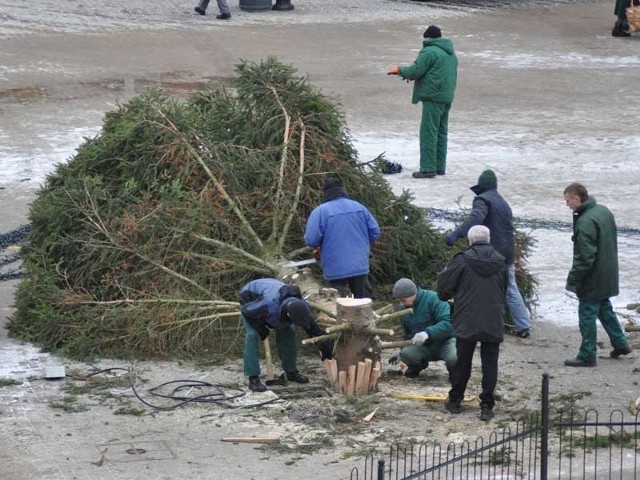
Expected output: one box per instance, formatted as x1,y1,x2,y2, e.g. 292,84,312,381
516,328,530,339
194,6,206,15
445,398,461,414
436,170,446,176
412,171,437,179
248,376,267,392
480,408,494,422
216,13,231,19
564,357,596,367
404,367,422,378
610,346,632,358
612,24,631,37
284,371,309,384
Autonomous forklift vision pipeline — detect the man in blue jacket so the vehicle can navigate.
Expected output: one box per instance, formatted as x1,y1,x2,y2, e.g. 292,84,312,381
304,177,380,298
239,278,333,392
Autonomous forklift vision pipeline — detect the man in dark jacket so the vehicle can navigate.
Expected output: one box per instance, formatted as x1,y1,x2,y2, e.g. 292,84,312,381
437,225,507,422
304,177,380,298
563,183,631,367
388,25,458,179
239,278,333,392
388,278,457,380
445,169,531,339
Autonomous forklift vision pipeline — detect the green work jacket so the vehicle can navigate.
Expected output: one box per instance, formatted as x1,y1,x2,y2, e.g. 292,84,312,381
398,288,454,342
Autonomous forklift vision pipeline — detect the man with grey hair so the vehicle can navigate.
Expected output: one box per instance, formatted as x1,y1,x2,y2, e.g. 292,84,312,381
437,225,508,421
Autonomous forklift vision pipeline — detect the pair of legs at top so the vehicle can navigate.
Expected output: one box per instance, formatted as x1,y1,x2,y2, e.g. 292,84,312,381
194,0,231,19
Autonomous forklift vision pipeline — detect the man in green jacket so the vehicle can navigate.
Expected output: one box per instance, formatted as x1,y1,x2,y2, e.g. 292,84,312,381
388,278,457,380
563,183,631,367
388,25,458,179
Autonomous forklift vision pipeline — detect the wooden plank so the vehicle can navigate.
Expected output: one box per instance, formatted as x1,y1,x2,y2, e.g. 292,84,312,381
328,359,338,386
263,338,274,380
338,370,347,394
347,364,356,395
355,361,366,395
363,358,373,394
221,437,280,444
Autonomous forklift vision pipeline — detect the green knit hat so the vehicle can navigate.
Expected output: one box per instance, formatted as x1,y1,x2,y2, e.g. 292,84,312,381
478,169,497,188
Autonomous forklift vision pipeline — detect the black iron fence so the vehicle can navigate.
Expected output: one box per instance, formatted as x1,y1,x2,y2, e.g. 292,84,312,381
348,374,640,479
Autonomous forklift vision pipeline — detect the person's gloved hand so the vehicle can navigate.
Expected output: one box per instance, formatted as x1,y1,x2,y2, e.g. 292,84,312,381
387,66,399,75
565,281,576,293
412,331,429,345
445,232,458,246
388,351,401,365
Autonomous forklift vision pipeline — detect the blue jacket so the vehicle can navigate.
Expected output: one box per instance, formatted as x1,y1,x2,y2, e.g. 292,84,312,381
239,278,304,329
304,197,380,281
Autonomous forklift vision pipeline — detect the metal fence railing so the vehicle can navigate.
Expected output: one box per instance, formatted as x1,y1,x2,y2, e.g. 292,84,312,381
348,374,640,480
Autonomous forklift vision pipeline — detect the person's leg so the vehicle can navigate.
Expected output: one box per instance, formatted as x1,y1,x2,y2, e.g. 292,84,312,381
329,278,350,297
399,345,430,376
216,0,231,16
478,342,500,410
435,103,450,174
418,102,442,174
598,298,629,350
347,275,372,299
448,338,475,404
275,324,298,374
434,337,458,369
195,0,210,13
576,299,599,363
506,263,531,333
243,318,261,377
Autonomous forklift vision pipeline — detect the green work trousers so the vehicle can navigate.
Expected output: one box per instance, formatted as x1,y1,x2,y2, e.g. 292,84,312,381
577,298,628,362
400,337,457,370
419,101,451,174
243,318,297,377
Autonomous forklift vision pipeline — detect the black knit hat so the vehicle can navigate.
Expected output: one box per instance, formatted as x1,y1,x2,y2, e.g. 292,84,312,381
423,25,442,38
323,176,343,192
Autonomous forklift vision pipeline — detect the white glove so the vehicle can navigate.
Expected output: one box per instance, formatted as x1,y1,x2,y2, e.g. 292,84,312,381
412,331,429,345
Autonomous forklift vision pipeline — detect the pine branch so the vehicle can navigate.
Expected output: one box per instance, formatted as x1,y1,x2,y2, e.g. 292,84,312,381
270,85,293,243
150,108,265,251
190,233,279,274
278,121,306,252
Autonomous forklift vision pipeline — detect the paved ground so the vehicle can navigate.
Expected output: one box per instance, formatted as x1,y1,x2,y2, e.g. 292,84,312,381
1,0,640,479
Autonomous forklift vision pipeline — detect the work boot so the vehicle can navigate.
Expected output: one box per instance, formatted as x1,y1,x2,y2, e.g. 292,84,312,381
436,170,446,176
564,357,596,367
404,367,422,378
194,6,206,15
610,346,632,358
283,371,309,384
612,23,631,37
480,408,494,422
248,376,267,392
445,398,462,414
412,171,437,179
515,328,531,339
216,13,231,19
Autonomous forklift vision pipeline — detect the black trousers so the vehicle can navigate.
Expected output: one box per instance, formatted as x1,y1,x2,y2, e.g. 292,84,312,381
329,274,372,299
448,338,500,409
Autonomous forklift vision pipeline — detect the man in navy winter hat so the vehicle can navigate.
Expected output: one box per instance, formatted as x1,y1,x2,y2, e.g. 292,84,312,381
388,25,458,178
444,169,532,339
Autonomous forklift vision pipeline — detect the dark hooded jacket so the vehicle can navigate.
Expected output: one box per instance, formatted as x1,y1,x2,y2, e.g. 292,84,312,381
451,186,515,265
398,37,458,105
566,197,619,300
436,241,508,343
